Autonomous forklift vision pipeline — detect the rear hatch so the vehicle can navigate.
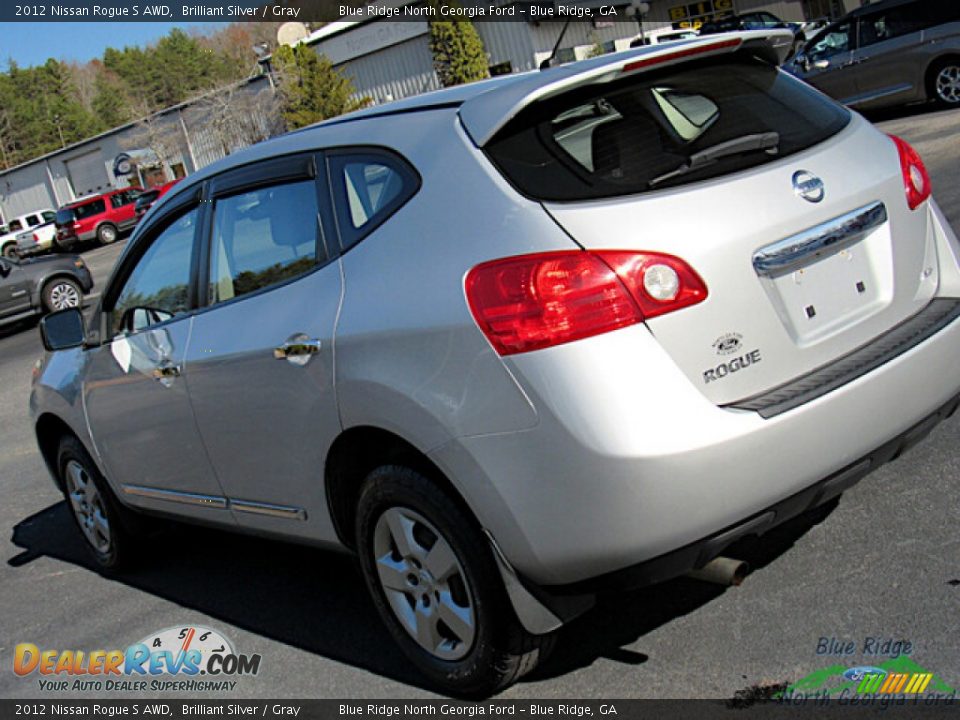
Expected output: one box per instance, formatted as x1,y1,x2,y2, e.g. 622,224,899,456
481,40,939,408
55,206,79,241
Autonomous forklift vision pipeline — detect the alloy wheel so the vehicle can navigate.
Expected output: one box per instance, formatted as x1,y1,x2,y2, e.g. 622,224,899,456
936,65,960,105
64,459,111,554
372,507,476,661
49,282,80,310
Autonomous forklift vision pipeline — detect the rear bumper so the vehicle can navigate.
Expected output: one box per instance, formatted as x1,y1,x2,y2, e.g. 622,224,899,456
541,389,959,602
430,296,960,589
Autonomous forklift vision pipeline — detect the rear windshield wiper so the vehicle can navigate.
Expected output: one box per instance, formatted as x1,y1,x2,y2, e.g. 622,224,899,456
649,132,780,187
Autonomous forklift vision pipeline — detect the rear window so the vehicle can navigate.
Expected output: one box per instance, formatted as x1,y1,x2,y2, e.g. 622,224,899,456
485,58,850,202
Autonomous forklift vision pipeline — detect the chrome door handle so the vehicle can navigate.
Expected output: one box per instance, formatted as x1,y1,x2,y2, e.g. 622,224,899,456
274,337,322,366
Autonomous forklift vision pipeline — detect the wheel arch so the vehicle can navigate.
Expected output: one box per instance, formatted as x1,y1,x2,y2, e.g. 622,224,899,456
925,54,960,99
324,425,479,551
36,272,81,298
34,412,84,491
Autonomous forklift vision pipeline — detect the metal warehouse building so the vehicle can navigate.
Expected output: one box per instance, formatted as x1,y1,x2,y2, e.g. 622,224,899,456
1,0,859,222
0,77,274,223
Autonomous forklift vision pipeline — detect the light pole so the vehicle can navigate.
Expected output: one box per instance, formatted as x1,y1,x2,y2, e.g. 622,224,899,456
627,0,651,45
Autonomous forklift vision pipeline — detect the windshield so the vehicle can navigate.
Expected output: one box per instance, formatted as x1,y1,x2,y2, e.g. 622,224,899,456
486,57,850,201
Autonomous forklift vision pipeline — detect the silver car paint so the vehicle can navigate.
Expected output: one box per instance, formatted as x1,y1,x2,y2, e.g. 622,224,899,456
30,32,960,607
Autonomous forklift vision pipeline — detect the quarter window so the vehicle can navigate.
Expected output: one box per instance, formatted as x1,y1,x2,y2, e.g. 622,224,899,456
330,151,419,250
208,179,319,305
112,208,198,336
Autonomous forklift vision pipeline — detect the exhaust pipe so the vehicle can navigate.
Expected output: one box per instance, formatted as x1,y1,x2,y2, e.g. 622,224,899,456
685,556,749,586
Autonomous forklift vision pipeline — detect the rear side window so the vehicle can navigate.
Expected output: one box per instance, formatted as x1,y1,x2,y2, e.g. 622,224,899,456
42,211,55,223
486,58,850,201
329,150,419,250
208,179,320,304
74,199,106,219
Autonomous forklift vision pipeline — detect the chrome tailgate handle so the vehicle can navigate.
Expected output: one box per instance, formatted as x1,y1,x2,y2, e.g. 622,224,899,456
752,201,887,278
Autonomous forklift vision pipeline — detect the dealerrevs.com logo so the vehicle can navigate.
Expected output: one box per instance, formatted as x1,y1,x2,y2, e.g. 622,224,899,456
13,625,261,692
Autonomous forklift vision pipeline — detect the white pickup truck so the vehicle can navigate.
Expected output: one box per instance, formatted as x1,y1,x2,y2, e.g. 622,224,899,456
0,210,56,258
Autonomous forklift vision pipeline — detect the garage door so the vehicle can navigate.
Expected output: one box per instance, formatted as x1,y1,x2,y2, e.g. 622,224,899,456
66,150,110,198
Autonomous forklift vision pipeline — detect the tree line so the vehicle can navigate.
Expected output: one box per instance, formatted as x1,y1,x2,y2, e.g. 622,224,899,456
0,16,491,172
0,23,278,170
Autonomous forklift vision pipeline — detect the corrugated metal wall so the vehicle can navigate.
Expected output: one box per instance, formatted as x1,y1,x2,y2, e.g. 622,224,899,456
335,36,442,105
476,21,537,72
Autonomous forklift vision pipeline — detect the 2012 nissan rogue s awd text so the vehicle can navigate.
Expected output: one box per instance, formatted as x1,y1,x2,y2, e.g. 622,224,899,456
30,31,960,695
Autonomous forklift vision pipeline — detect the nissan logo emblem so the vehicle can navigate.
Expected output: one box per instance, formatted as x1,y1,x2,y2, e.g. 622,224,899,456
793,170,825,203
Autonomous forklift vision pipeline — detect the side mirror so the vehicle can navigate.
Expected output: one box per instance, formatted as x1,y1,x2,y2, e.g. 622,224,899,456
40,308,86,351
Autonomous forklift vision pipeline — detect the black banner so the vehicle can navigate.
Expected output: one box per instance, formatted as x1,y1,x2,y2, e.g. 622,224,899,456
1,699,959,719
0,0,761,24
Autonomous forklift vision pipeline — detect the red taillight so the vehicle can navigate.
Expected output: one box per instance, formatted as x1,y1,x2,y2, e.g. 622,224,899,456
889,134,931,211
465,251,707,356
32,233,39,243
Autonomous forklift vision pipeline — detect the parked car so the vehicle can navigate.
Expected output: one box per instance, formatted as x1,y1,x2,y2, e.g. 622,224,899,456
54,186,142,250
0,253,92,325
0,210,56,258
788,0,960,109
134,179,181,223
30,30,960,696
16,216,58,258
700,11,804,35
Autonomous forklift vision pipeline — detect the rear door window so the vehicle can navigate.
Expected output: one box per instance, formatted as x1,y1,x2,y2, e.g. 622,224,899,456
486,58,850,201
858,7,924,47
74,199,106,220
208,179,321,304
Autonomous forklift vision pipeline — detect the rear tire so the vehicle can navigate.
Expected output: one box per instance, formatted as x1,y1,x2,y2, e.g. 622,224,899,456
2,243,17,259
42,277,82,313
57,435,139,571
97,223,118,245
929,59,960,107
355,465,553,697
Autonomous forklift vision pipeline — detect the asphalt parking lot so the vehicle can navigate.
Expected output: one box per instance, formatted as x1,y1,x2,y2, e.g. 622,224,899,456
1,106,959,701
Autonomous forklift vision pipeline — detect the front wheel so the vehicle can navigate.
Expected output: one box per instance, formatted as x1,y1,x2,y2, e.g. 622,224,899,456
930,60,960,107
355,465,552,697
57,435,139,571
42,277,82,313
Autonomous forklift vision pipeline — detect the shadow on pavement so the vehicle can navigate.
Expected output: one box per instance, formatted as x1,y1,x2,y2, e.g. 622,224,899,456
9,496,838,695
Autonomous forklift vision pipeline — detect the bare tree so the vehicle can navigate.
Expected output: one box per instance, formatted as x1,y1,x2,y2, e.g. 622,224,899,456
193,80,283,158
121,102,183,181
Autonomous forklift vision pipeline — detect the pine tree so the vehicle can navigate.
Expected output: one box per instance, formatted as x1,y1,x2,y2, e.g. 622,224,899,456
428,6,490,88
272,44,367,130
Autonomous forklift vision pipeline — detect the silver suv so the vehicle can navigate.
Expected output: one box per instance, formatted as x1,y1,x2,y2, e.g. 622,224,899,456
30,31,960,695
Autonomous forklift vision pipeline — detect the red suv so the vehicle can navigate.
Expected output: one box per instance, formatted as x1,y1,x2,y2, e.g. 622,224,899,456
54,187,142,249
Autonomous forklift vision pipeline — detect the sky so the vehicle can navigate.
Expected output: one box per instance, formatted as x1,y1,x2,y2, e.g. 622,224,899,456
3,22,228,69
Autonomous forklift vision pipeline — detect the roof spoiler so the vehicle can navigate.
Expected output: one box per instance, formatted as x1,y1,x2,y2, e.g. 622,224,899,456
459,29,795,147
